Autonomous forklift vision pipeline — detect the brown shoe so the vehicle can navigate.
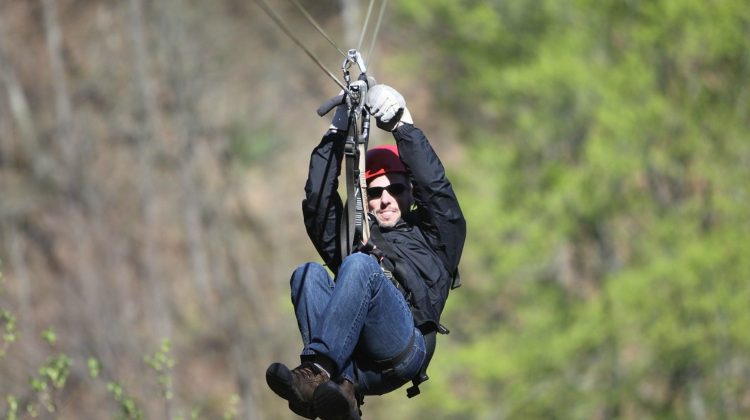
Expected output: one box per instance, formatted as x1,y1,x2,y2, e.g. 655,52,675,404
313,379,361,420
266,362,331,418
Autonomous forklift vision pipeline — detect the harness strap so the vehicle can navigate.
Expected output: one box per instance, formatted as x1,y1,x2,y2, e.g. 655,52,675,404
366,224,404,284
381,268,411,301
371,328,435,399
339,138,357,261
373,329,416,376
406,331,436,398
358,122,370,243
339,81,371,263
364,224,452,398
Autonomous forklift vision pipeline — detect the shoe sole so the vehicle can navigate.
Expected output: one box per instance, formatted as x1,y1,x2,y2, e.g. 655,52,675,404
266,363,295,401
313,382,361,420
266,363,316,419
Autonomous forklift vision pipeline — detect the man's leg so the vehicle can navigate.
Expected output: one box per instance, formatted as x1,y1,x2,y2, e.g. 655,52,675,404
267,262,336,419
290,262,358,382
290,262,334,346
304,253,426,418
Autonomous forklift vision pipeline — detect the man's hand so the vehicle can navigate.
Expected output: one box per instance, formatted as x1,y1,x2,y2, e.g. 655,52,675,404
366,85,414,131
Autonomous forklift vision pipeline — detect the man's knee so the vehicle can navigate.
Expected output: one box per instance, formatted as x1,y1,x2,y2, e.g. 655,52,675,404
340,252,378,273
290,262,329,292
339,253,387,292
289,262,333,306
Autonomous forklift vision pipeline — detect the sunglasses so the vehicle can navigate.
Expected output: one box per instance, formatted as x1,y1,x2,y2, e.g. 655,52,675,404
366,183,408,199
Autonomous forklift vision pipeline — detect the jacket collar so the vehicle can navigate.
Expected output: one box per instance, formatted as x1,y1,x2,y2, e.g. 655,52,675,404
368,213,412,232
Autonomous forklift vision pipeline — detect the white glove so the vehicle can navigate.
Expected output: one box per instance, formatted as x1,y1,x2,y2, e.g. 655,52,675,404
366,84,413,131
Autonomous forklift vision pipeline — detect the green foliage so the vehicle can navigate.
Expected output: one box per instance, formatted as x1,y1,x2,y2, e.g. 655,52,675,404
223,394,240,420
2,258,173,419
0,261,17,360
229,121,281,168
397,0,750,417
174,407,202,420
37,354,72,390
88,357,101,378
5,395,18,420
27,352,73,415
0,304,231,419
144,338,176,401
41,327,57,346
107,382,145,420
0,310,16,359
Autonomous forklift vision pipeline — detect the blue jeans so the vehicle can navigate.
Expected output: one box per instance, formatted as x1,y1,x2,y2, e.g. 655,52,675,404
290,252,426,396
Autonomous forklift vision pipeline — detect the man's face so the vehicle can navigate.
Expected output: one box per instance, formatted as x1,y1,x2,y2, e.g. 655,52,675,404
366,173,412,228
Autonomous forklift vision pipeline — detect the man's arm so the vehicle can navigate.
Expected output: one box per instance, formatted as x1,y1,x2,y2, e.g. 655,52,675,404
302,129,346,273
366,83,466,272
394,124,466,273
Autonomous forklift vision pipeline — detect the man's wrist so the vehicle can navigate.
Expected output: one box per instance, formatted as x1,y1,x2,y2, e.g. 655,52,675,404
393,121,415,132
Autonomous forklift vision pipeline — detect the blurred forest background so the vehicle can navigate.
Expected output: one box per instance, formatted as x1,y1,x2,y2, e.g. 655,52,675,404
1,0,749,419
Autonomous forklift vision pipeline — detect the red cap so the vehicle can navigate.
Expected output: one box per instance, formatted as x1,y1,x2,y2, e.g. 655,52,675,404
365,145,406,182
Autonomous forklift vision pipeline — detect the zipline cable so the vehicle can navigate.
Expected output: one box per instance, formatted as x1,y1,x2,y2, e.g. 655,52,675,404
364,0,388,69
253,0,349,93
357,0,377,52
287,0,349,59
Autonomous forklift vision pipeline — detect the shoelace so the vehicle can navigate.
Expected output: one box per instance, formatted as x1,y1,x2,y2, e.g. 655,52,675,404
293,362,329,380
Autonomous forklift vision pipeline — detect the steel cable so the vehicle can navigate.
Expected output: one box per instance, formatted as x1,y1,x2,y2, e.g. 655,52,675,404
287,0,349,59
357,0,377,52
364,0,388,69
252,0,349,92
254,0,389,91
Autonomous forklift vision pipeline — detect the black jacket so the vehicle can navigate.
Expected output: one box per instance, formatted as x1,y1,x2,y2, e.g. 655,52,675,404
302,124,466,334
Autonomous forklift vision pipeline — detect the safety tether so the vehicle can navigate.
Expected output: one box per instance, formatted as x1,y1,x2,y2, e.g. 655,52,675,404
336,52,372,261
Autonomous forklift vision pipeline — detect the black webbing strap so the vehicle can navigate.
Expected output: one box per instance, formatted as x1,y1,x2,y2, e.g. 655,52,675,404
367,225,428,398
366,223,408,290
367,224,454,398
372,328,435,399
338,79,371,264
339,136,358,262
339,113,364,262
407,331,436,398
374,328,416,377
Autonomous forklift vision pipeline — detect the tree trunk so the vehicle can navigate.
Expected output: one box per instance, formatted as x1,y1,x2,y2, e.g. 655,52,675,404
0,18,39,171
40,0,75,164
155,0,213,314
128,0,173,344
340,0,361,49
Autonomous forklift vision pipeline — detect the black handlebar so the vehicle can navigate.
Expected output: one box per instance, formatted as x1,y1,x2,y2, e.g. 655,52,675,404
317,93,346,117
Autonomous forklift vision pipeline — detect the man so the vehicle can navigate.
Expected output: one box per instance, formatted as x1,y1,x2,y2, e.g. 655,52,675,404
266,84,466,419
